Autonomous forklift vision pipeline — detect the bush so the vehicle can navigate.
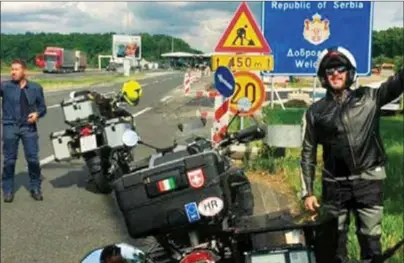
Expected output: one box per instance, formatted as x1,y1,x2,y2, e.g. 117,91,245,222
262,107,306,125
393,56,403,73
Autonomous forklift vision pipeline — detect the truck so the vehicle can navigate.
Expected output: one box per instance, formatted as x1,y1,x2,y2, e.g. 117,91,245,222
42,47,87,73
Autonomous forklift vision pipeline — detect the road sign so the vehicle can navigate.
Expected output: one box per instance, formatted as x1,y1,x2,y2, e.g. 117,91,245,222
214,66,235,98
211,54,274,71
229,71,266,116
261,1,373,76
215,2,271,53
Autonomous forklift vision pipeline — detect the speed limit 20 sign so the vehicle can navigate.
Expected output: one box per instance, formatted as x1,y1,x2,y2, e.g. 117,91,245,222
229,71,266,116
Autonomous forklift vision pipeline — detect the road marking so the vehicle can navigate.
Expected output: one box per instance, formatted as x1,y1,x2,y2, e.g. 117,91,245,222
160,95,172,102
132,107,152,117
38,155,55,167
47,104,60,109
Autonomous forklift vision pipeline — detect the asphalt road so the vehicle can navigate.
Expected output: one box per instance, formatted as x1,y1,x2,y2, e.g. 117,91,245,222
0,72,189,263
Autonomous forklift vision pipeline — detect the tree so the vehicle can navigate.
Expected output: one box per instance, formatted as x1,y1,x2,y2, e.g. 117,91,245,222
0,32,202,67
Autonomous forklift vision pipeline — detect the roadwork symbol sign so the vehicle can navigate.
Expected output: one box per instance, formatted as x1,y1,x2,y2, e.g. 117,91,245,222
215,2,271,53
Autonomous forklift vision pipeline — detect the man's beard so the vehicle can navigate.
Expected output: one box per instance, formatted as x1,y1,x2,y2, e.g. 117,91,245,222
12,74,25,83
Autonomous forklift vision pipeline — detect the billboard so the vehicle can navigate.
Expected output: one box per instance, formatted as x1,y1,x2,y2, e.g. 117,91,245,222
261,1,373,76
112,34,142,63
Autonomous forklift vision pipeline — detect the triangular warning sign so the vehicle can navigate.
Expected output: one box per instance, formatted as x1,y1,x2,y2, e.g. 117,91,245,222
215,2,271,54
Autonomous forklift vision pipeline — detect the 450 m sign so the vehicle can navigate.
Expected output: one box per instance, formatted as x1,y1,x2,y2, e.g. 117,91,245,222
229,71,266,116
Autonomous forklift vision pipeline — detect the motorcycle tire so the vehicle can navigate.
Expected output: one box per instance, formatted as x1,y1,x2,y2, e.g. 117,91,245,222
85,154,113,194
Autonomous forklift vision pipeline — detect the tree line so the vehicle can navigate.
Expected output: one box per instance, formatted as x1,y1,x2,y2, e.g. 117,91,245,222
0,28,402,69
371,27,403,71
0,32,202,68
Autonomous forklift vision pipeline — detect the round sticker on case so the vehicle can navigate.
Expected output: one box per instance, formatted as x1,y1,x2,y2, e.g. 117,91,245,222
197,197,224,217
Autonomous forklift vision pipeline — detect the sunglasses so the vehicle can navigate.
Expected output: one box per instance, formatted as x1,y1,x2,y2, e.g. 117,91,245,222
325,66,347,75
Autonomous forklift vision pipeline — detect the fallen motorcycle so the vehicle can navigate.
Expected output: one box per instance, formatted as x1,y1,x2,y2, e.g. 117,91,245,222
109,107,404,263
109,98,269,262
49,81,142,194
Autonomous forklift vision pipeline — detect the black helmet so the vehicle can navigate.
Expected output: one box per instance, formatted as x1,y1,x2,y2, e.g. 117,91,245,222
317,47,357,89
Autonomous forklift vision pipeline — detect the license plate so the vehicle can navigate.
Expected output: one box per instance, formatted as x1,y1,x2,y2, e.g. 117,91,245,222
251,253,286,263
80,135,97,152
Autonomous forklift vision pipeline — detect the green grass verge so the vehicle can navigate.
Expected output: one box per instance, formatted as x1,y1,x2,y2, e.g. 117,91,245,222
247,106,404,262
35,74,146,90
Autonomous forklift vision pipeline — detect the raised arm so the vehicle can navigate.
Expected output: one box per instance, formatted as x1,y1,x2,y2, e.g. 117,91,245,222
300,107,318,198
375,67,404,107
36,85,47,118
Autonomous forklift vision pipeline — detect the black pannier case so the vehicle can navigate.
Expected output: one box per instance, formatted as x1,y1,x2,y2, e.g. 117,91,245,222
113,150,227,238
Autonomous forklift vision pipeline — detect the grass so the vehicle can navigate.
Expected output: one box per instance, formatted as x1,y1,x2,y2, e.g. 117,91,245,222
34,73,145,91
246,106,404,262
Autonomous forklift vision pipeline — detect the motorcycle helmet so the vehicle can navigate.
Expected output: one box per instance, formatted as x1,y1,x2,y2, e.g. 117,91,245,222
120,80,143,106
317,46,357,89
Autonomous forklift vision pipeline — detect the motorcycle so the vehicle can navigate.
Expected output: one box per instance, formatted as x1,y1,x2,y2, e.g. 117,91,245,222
110,110,404,262
49,86,140,194
108,97,274,262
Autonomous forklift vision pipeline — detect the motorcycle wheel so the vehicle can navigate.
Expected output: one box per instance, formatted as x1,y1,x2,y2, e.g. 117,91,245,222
84,153,113,194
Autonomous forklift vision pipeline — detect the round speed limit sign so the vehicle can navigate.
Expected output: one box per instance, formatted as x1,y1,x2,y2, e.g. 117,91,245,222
229,71,266,116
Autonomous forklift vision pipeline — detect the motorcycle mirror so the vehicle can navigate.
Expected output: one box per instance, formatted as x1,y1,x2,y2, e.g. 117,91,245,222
237,97,252,112
122,130,139,147
80,243,146,263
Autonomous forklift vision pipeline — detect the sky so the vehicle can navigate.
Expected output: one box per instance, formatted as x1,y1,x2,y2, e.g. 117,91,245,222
1,1,403,53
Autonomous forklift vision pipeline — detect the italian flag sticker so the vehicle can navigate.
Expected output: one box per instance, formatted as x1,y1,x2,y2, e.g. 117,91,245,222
157,177,176,192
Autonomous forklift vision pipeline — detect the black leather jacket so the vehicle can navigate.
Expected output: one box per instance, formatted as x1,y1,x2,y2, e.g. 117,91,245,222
301,68,404,196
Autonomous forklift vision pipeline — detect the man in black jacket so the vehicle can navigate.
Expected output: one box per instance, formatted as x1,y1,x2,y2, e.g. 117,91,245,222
300,47,403,262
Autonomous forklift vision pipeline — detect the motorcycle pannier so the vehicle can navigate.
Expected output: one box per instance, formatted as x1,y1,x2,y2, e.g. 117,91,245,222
61,95,100,124
113,151,226,238
103,117,133,148
50,130,75,161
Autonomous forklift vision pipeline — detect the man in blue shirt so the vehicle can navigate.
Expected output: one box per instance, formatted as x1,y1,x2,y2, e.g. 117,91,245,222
0,59,47,202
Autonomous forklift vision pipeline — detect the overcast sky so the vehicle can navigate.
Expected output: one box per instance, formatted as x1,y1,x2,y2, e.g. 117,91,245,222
1,1,403,52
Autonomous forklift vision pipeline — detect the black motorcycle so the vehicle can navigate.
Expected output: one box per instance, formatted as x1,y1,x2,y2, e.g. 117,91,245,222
50,89,138,194
110,110,266,262
110,112,404,263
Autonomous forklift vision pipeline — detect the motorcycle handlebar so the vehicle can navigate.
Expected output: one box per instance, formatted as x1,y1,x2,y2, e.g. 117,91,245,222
234,124,266,142
218,124,266,148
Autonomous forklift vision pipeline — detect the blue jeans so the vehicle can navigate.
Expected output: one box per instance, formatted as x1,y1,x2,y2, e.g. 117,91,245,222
2,124,42,193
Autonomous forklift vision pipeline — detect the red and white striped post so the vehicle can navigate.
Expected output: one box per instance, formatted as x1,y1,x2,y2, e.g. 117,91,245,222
195,90,230,144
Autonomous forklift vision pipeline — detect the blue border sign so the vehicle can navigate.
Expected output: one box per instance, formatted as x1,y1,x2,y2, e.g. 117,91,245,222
261,1,373,76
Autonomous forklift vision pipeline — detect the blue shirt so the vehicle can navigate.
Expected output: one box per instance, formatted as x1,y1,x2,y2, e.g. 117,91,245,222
0,80,47,125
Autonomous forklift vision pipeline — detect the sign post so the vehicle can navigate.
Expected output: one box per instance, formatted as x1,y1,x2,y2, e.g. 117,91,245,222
261,1,373,102
213,1,274,130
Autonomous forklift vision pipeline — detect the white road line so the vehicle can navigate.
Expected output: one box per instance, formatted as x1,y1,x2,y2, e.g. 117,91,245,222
160,95,172,102
47,104,60,109
132,107,152,117
38,155,55,167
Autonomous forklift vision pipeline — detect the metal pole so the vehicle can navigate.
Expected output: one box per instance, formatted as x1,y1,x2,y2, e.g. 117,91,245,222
240,116,244,130
271,76,274,109
171,36,174,52
312,76,317,103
